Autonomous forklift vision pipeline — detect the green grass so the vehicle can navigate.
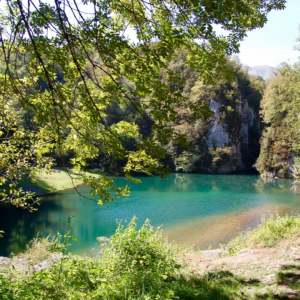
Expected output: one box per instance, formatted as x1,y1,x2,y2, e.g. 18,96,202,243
2,215,300,299
0,218,244,300
224,213,300,255
19,168,106,194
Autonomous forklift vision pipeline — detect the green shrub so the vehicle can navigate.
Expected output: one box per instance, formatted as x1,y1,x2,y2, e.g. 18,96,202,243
0,218,186,299
226,214,300,255
11,235,60,266
2,217,282,299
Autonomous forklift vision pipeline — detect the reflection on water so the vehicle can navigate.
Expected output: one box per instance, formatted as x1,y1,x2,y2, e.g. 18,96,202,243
0,174,300,256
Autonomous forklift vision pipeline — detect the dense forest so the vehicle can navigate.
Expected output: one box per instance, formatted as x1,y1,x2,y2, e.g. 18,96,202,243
256,62,300,179
87,52,265,175
1,51,264,176
2,49,300,182
0,0,289,210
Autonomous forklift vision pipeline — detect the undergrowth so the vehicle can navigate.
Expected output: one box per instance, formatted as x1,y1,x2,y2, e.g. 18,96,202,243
0,217,235,300
10,235,60,266
225,213,300,255
2,214,300,299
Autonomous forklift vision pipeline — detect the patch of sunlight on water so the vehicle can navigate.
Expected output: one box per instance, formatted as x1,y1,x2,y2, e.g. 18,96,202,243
164,204,293,250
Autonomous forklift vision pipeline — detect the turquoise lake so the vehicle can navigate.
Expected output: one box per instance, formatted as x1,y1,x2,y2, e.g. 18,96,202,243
1,174,300,257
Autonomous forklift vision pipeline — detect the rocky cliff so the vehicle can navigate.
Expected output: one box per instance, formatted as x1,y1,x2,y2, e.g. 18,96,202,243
88,55,264,175
205,99,259,173
165,59,263,174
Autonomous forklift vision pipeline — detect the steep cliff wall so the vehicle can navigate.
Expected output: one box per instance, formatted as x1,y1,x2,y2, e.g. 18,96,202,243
88,55,264,175
205,99,258,173
165,59,263,174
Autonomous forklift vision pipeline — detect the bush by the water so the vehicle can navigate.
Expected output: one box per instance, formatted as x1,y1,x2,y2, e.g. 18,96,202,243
0,217,227,300
2,214,300,299
225,213,300,255
10,235,60,266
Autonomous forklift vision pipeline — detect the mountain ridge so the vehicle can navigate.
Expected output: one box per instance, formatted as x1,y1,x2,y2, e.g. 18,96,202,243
248,65,275,79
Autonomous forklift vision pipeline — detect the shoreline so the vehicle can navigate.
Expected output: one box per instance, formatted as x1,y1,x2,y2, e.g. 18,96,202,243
18,169,115,196
2,214,300,299
20,171,295,196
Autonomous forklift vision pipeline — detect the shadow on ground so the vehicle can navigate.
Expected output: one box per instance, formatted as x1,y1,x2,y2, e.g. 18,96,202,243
180,267,300,300
173,270,260,299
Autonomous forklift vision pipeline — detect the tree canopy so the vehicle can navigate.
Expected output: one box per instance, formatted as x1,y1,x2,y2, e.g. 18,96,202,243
0,0,286,208
255,28,300,177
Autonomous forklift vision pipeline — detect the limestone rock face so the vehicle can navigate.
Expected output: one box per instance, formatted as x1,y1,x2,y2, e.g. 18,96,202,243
204,98,259,173
206,100,230,149
289,154,299,178
168,95,260,174
163,59,262,174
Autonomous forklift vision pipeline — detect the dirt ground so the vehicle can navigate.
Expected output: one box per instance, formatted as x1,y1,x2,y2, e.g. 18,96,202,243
185,237,300,299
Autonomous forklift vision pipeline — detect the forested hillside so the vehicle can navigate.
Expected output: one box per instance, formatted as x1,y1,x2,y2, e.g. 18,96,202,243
4,52,264,175
0,51,264,178
87,52,264,174
163,53,263,173
255,62,300,178
15,54,299,179
6,48,300,180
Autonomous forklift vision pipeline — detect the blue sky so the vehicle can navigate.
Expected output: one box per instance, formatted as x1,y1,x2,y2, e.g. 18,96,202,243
238,0,300,67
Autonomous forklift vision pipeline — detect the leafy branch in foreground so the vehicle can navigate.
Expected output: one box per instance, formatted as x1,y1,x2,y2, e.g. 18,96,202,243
0,100,54,210
0,0,286,206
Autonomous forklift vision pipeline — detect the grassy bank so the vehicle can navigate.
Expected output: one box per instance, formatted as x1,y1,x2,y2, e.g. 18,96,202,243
1,214,300,299
19,169,109,194
225,213,300,255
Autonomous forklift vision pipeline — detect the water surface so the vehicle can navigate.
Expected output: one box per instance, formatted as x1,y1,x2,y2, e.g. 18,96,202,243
1,174,300,256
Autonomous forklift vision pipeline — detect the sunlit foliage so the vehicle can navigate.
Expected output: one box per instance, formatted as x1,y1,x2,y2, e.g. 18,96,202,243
0,0,286,206
255,62,300,177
